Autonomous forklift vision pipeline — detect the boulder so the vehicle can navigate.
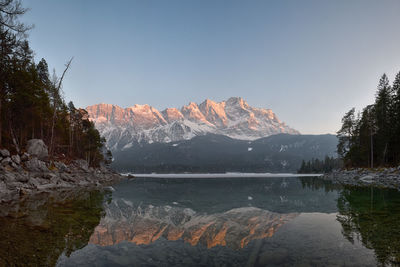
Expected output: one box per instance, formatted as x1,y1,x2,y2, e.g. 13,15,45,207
0,149,10,157
24,158,48,172
26,139,48,160
11,155,21,165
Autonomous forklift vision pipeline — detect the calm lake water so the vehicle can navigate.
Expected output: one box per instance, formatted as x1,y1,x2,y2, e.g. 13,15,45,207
1,176,400,266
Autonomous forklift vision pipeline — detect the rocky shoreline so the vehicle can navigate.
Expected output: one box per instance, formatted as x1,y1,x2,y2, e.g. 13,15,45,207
322,167,400,190
0,139,124,203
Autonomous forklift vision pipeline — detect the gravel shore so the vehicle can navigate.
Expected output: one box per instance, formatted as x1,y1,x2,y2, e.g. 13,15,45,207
322,167,400,190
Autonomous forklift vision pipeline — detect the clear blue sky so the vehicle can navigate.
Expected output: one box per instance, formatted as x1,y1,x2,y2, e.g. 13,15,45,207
21,0,400,134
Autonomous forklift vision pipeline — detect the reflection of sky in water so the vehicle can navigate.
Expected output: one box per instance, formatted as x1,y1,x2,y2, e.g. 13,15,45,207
110,177,341,214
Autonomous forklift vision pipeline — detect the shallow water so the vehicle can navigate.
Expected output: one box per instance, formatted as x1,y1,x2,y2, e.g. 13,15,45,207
1,176,400,266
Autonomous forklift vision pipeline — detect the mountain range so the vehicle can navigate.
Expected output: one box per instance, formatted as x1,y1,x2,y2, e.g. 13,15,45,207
86,97,299,151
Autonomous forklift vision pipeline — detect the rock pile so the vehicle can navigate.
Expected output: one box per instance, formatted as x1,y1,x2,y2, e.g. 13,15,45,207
0,139,123,203
323,167,400,190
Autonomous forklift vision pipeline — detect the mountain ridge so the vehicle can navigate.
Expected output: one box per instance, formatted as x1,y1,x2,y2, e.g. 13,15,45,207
86,97,299,151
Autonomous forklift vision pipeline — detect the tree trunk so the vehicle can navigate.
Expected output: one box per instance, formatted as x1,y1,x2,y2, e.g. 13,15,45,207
10,125,20,154
370,130,373,168
49,58,73,158
383,143,388,165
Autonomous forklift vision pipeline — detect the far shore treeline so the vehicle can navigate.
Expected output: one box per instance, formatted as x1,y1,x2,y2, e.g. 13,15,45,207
338,71,400,168
0,0,105,166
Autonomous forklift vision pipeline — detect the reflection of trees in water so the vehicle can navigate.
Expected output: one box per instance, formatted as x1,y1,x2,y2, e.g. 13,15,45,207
299,176,342,192
336,186,400,266
0,190,108,266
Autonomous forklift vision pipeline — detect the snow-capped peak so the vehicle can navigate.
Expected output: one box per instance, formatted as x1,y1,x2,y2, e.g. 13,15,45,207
86,97,299,151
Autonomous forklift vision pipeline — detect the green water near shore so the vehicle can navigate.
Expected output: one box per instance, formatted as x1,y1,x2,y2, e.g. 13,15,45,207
1,177,400,266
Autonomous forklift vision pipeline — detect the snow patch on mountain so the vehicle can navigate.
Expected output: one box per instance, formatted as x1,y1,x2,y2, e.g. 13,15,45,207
86,97,299,151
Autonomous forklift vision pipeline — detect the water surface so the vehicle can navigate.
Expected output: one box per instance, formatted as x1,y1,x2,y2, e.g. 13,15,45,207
1,176,400,266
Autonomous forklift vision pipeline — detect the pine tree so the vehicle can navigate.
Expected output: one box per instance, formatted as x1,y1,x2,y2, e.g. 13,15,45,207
374,74,393,165
337,108,357,165
0,0,106,166
392,72,400,163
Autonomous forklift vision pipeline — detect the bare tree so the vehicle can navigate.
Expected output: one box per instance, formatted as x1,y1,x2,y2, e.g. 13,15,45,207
0,0,32,35
49,57,73,157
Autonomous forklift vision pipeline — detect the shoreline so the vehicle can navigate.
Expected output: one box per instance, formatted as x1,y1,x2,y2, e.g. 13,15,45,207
322,168,400,190
128,173,323,178
0,161,124,203
0,140,125,203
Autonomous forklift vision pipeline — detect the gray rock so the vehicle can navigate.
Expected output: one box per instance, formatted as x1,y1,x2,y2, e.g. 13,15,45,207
11,154,21,165
24,158,48,172
54,161,68,172
26,139,48,160
60,173,75,182
28,177,40,188
3,172,16,183
42,173,57,180
73,159,89,172
16,174,29,183
0,149,10,157
1,157,11,166
20,152,29,162
0,181,7,192
10,162,23,172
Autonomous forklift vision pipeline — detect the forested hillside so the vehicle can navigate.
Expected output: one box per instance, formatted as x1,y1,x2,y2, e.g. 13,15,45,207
0,0,104,166
338,71,400,168
112,133,338,173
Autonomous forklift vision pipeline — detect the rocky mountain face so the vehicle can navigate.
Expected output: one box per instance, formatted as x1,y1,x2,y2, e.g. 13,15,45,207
86,97,299,151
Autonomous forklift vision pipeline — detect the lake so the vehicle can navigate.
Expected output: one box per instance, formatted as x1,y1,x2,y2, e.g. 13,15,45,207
1,176,400,266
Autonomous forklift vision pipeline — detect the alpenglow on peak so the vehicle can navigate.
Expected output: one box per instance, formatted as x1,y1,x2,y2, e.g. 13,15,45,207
86,97,299,151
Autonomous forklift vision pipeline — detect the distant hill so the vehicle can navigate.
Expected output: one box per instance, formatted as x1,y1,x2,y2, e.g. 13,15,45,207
112,133,338,173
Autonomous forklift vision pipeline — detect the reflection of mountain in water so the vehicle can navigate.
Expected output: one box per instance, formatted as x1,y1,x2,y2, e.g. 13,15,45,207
89,200,298,249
